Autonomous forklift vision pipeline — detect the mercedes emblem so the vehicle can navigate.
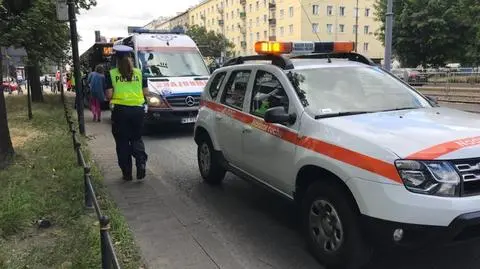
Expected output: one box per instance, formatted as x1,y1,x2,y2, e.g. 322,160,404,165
185,96,196,107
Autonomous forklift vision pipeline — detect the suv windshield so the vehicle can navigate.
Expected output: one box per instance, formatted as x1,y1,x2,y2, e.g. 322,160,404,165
290,66,432,117
137,50,209,78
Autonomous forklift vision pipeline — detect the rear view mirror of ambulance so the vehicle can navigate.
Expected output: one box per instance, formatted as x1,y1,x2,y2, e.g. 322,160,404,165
323,105,480,230
136,34,210,100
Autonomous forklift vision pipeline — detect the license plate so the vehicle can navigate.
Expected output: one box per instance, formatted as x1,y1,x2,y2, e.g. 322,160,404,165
181,117,197,124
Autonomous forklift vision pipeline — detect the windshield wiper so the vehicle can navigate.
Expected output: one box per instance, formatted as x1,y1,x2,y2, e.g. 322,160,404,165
376,107,420,112
315,111,373,119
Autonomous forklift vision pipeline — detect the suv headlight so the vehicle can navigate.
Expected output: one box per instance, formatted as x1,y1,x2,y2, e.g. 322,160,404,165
395,160,460,197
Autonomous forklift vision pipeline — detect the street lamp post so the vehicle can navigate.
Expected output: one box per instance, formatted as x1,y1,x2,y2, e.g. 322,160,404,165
67,0,85,135
384,0,394,71
355,0,359,52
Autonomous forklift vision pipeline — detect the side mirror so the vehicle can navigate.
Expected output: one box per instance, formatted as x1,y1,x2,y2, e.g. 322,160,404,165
264,106,296,125
426,95,439,106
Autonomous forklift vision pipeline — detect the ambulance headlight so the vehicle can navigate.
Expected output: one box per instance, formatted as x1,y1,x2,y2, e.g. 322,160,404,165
395,160,460,197
147,94,169,108
148,96,160,106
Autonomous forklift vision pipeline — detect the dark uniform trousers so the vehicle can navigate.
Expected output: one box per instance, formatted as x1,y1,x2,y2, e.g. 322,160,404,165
111,104,148,176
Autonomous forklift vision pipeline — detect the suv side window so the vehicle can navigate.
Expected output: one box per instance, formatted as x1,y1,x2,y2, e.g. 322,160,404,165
221,70,251,110
209,72,227,99
250,70,289,118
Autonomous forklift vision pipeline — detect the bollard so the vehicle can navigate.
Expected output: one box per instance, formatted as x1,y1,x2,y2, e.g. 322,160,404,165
99,216,112,269
74,141,82,166
84,167,93,209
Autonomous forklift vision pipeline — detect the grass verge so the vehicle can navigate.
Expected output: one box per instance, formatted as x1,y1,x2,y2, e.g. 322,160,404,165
0,95,143,269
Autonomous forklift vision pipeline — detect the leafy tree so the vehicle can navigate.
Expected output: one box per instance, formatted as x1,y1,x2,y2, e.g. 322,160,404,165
1,0,96,102
186,25,235,58
374,0,477,67
0,0,96,169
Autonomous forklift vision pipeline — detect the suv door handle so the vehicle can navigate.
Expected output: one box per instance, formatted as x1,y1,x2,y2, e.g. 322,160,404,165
242,125,252,133
215,114,223,120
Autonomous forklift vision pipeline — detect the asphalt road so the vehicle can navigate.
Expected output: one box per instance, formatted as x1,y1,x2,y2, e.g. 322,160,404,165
132,120,480,269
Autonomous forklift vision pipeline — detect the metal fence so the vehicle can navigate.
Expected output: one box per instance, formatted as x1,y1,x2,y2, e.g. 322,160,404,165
61,91,122,269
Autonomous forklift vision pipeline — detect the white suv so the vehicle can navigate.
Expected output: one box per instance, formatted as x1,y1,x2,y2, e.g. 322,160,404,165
194,41,480,269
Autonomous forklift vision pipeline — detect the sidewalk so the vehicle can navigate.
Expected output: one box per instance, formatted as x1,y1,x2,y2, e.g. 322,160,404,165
85,117,244,269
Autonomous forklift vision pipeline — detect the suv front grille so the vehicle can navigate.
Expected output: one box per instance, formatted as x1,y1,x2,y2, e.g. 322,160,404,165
165,95,200,108
453,158,480,196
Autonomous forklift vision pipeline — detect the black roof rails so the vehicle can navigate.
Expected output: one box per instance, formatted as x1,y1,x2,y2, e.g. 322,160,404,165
289,52,376,66
223,54,294,70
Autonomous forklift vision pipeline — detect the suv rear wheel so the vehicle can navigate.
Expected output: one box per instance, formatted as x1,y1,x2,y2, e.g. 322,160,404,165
197,136,226,184
302,181,372,269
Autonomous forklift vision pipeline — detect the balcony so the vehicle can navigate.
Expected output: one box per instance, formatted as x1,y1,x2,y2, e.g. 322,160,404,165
268,18,276,25
269,1,276,9
240,12,246,19
240,0,246,6
269,35,276,41
218,19,224,25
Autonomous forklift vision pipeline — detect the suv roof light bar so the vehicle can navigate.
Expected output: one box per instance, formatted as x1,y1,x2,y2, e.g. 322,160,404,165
223,54,294,69
290,52,377,66
255,41,355,55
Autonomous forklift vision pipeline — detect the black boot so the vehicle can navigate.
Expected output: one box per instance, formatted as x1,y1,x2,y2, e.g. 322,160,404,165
122,168,133,181
136,163,146,181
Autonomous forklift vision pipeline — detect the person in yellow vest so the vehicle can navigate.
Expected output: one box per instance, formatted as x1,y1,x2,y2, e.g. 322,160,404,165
105,45,149,181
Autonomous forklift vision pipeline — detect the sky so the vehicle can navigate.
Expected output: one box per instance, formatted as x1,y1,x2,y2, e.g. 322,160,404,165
77,0,199,54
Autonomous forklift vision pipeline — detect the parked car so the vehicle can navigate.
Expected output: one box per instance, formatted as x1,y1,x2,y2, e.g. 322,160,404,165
391,68,428,86
1,80,19,94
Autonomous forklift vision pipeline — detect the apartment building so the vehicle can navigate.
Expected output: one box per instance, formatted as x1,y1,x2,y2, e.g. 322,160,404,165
153,0,384,60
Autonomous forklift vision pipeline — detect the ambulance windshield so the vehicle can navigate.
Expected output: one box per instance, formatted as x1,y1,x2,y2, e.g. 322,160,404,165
137,49,209,78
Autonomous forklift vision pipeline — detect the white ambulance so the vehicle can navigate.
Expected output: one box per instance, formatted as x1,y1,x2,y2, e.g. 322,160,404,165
113,29,210,130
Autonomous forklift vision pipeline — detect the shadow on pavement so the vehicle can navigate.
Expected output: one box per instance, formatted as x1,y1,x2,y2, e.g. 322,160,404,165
143,124,194,139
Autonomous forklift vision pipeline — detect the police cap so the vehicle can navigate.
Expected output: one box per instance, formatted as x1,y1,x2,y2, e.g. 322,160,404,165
113,45,133,57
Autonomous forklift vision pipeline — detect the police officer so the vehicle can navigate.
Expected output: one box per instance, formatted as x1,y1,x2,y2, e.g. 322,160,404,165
105,45,148,181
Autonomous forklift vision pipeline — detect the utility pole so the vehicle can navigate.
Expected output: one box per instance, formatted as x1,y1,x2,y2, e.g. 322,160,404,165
67,0,85,135
355,0,359,52
384,0,394,71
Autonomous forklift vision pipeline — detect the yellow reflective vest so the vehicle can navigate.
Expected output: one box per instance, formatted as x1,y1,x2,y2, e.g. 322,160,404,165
109,68,144,106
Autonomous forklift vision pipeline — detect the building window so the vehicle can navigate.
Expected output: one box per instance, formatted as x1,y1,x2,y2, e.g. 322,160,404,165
364,25,369,34
363,42,369,52
249,19,252,28
264,30,267,39
289,24,293,34
327,6,333,16
312,4,319,15
231,11,234,19
280,9,285,19
250,33,253,42
249,4,252,12
312,23,319,33
327,24,333,33
264,14,267,23
289,6,294,17
226,13,229,20
280,26,284,36
256,32,260,40
353,24,358,33
263,0,267,7
256,17,259,26
354,8,359,17
339,6,345,16
339,24,345,33
365,8,370,17
256,1,259,11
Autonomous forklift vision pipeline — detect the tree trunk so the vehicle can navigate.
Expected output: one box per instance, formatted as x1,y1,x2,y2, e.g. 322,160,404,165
0,48,15,169
29,63,43,102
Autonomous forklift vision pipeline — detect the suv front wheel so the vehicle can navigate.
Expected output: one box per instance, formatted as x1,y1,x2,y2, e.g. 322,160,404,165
302,181,372,269
197,137,226,185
